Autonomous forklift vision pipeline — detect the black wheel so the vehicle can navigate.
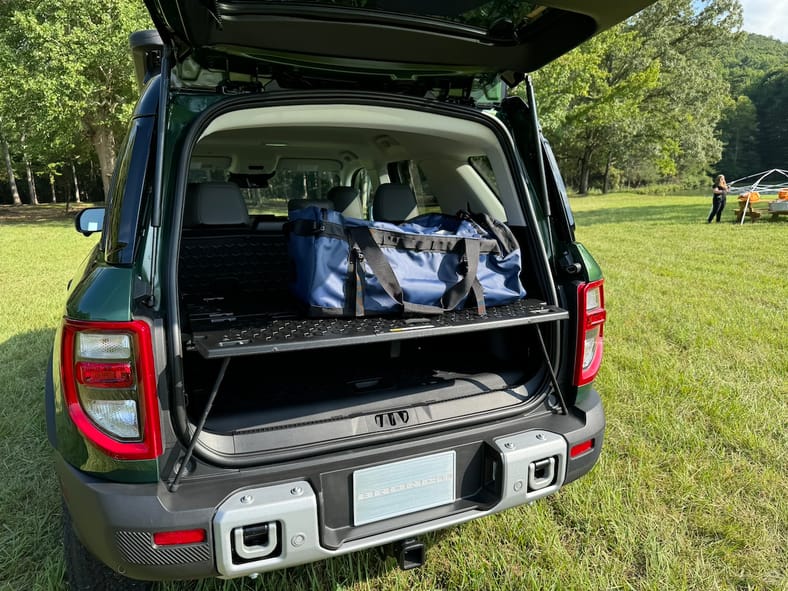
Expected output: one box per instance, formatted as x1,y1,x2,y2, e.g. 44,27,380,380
62,499,153,591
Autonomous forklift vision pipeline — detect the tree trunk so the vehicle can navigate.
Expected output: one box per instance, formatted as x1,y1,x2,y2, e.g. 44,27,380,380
20,135,38,205
24,160,38,205
602,152,612,194
71,162,82,204
579,146,593,195
88,125,117,199
3,138,22,205
50,172,57,203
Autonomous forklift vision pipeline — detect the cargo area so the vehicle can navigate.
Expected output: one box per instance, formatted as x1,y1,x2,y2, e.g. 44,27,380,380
170,101,568,458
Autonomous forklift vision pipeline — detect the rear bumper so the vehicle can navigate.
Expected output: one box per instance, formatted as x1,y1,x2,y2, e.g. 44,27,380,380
57,389,604,582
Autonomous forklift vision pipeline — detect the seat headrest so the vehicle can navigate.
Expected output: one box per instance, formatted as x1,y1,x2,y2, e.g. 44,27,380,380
287,198,335,212
327,186,363,219
183,182,250,227
372,183,419,221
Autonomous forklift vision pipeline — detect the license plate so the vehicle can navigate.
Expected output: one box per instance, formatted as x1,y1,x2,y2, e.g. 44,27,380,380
352,451,455,526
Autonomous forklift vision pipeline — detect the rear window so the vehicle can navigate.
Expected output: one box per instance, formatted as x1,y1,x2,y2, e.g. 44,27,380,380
188,158,342,216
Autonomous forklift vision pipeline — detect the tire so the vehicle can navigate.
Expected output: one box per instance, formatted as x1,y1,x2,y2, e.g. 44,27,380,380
62,499,153,591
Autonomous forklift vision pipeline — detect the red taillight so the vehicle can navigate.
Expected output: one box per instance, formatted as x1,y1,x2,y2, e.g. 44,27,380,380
76,362,134,388
61,319,162,460
153,529,207,546
574,279,606,387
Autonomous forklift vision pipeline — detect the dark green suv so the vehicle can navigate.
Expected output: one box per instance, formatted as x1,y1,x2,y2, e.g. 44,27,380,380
48,1,654,588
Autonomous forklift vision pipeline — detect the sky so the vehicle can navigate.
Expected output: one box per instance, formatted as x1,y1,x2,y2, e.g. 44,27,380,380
738,0,788,42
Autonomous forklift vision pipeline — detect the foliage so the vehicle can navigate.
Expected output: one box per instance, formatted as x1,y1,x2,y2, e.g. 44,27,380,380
0,0,785,202
0,0,152,202
716,94,761,179
527,28,662,193
715,35,788,180
527,0,745,193
748,67,788,170
720,33,788,97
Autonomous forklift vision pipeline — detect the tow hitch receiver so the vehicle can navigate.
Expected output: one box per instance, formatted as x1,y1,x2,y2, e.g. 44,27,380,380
381,537,426,570
395,538,425,570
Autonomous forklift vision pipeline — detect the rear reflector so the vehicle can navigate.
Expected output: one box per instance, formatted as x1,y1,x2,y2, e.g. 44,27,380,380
153,529,207,546
570,439,594,458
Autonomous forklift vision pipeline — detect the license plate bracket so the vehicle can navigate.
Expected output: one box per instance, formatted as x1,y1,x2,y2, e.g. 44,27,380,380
352,451,456,526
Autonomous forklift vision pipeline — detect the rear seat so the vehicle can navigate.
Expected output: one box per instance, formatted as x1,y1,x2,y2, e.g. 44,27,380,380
327,186,364,218
179,182,292,317
183,181,252,228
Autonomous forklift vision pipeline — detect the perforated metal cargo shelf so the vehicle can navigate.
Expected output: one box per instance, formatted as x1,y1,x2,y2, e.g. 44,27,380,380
189,299,568,358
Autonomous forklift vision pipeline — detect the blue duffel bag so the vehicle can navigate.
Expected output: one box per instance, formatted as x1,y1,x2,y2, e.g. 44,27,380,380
285,206,526,317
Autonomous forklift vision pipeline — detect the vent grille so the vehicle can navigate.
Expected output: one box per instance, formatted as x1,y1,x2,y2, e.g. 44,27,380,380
116,531,211,566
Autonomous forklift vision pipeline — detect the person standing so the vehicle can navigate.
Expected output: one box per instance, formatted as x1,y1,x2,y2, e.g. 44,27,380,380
707,174,728,223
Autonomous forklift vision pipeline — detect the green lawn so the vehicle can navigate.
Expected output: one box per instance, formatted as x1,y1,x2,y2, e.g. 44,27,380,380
0,197,785,590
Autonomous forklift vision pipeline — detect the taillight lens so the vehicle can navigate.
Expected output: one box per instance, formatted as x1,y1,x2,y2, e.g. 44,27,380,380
574,279,606,387
61,319,162,460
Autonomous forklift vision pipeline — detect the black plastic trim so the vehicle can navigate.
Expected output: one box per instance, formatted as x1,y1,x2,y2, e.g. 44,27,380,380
45,350,57,449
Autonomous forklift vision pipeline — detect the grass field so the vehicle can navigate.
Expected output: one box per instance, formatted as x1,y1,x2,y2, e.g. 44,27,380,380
0,195,786,591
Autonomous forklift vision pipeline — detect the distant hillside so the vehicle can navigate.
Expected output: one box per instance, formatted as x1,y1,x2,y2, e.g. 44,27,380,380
716,33,788,178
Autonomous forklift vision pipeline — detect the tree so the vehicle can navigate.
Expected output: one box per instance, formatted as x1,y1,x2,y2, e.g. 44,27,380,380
533,28,661,193
720,33,788,98
628,0,742,184
1,129,22,205
0,1,151,200
716,95,760,179
529,0,743,192
749,67,788,170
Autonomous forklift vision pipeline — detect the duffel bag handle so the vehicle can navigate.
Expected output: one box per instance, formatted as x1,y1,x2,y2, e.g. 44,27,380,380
440,238,485,315
349,226,485,316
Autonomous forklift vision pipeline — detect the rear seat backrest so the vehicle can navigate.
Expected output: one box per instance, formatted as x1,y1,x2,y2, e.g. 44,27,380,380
183,181,250,227
371,183,419,222
179,182,290,309
327,186,364,219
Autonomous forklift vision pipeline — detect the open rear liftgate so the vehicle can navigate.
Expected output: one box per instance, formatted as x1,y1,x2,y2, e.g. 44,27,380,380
169,300,570,576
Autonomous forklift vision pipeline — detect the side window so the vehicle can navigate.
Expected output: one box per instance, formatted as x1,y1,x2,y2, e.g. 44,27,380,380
388,160,438,212
351,168,373,217
103,116,155,265
542,137,575,230
468,155,499,197
499,95,573,242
